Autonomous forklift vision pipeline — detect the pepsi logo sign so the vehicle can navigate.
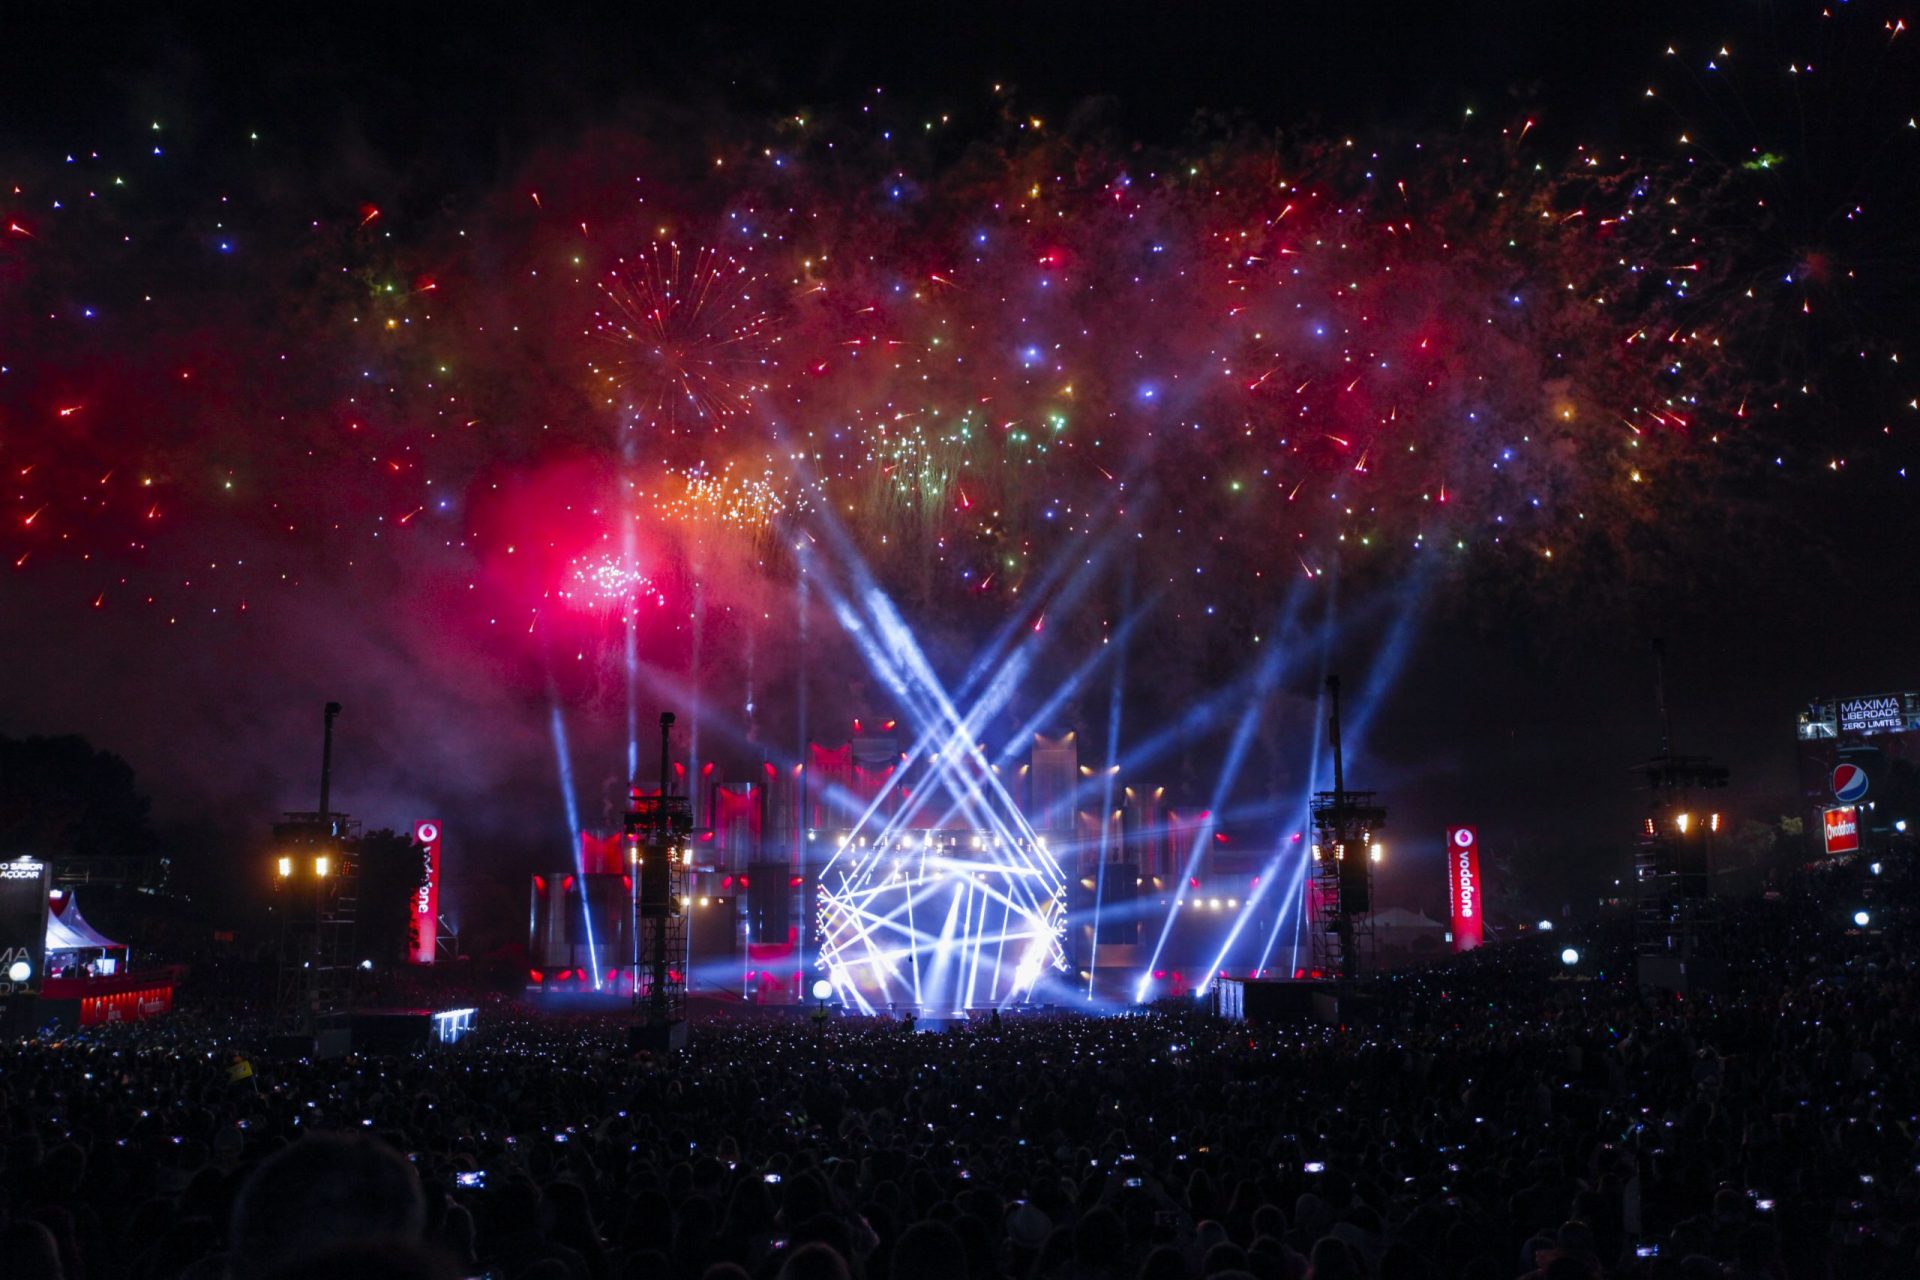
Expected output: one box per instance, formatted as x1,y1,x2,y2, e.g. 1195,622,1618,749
1832,764,1869,804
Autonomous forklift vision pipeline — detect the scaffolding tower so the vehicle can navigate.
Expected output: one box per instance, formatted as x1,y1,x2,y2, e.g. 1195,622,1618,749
1308,676,1386,982
272,811,361,1031
1633,756,1727,974
1633,643,1729,993
625,713,695,1049
271,702,359,1036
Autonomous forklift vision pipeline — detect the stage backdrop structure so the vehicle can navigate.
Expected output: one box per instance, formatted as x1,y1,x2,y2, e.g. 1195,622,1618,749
813,724,1069,1014
524,715,1328,1007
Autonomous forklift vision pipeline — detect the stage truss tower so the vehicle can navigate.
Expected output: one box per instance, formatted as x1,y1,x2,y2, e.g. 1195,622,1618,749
1309,676,1386,982
1633,755,1727,972
273,702,359,1032
626,713,694,1037
1633,642,1729,991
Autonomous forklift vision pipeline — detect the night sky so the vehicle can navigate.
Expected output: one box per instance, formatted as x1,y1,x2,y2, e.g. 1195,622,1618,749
2,3,1915,926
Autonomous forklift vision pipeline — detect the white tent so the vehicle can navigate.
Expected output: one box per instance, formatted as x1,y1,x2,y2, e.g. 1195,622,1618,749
1370,907,1445,933
1370,907,1448,957
46,891,127,956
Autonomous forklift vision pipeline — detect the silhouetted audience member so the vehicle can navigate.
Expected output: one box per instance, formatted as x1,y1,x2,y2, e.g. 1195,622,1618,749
228,1135,427,1278
777,1241,852,1280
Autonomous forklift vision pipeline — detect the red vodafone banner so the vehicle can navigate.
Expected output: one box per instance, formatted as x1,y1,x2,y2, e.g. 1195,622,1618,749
410,820,442,965
1445,826,1484,952
1823,806,1860,856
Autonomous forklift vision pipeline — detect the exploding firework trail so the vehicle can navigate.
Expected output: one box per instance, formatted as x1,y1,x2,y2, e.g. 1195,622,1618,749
591,242,776,432
15,83,1878,637
13,52,1907,702
5,18,1913,970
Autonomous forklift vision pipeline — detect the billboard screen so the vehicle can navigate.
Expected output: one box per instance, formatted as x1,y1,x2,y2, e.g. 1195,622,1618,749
409,821,441,965
1796,690,1920,852
1801,691,1920,741
0,856,52,1003
1823,806,1860,856
1839,694,1915,736
1444,827,1484,952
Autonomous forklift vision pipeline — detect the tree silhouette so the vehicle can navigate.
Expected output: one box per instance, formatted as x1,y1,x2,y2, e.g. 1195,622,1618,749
0,732,162,884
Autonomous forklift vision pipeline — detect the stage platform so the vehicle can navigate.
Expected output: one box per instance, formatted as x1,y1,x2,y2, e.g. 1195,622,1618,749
38,967,182,1029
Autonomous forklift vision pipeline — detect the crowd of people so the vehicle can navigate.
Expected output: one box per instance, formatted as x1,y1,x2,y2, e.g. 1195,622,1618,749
1,853,1914,1280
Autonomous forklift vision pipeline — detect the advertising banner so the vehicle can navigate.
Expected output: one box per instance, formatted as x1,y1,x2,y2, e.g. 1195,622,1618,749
1822,806,1860,856
1444,827,1484,952
0,856,52,1005
1839,694,1909,736
410,821,442,965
